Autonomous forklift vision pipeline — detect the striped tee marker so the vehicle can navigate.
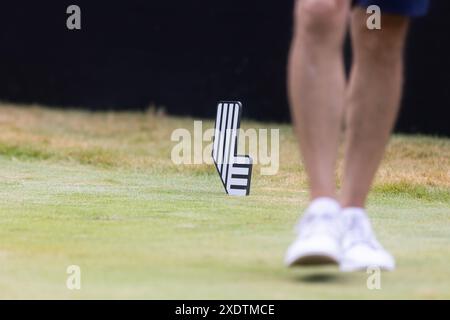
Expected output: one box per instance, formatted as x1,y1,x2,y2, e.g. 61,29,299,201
212,101,253,196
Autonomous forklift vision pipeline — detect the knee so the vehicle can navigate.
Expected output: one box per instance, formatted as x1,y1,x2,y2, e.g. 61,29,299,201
352,12,409,62
294,0,349,39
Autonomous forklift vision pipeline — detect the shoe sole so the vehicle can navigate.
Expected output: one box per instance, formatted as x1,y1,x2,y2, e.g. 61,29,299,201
290,254,339,267
286,249,340,267
340,263,395,272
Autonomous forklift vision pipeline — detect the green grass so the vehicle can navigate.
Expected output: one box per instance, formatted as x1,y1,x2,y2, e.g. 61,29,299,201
0,104,449,299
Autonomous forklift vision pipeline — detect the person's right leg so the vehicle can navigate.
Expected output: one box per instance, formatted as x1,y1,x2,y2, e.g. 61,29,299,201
288,0,350,200
285,0,350,267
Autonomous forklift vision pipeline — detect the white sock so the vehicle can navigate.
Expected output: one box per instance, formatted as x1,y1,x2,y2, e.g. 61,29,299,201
341,207,367,217
307,197,340,215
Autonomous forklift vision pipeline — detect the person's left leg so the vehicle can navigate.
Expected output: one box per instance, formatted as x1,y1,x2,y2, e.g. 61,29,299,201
341,7,410,208
339,7,410,272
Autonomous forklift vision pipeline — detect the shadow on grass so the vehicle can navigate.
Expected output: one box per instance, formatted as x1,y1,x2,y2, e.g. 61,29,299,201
288,268,354,284
296,272,342,283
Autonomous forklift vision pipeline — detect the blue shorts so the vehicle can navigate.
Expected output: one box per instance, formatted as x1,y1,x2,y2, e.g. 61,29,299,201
355,0,430,17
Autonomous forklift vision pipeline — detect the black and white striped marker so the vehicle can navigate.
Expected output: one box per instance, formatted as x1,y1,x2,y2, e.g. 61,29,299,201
212,101,253,196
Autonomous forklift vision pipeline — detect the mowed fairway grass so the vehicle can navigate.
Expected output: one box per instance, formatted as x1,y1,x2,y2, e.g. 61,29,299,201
0,103,449,299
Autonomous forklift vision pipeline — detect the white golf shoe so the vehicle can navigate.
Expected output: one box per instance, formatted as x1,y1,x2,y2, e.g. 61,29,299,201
285,197,343,267
340,208,395,272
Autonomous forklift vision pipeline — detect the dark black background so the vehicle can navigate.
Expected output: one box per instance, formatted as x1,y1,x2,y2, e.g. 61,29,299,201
0,300,438,319
0,0,448,135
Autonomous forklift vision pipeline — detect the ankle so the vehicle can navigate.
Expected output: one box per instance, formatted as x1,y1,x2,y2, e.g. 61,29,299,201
341,207,366,215
340,199,366,209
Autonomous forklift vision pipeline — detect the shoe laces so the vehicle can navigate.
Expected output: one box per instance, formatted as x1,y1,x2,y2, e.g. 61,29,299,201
344,214,381,250
296,211,341,239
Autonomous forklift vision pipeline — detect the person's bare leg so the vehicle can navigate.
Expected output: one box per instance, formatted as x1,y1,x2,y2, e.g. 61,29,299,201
340,8,410,207
288,0,350,200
